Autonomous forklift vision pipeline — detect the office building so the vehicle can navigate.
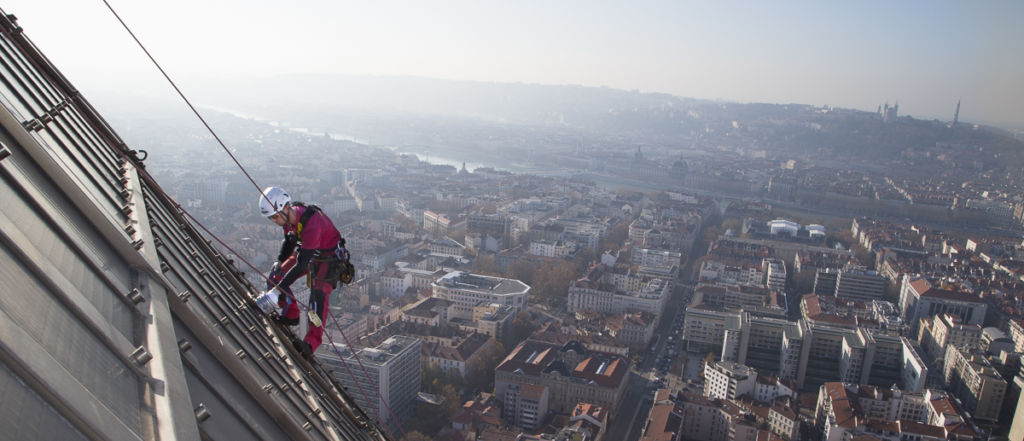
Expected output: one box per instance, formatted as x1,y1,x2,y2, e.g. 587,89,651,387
433,271,530,320
834,269,887,302
899,277,986,332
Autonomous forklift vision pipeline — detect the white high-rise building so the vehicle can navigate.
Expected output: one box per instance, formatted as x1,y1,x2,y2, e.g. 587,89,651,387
763,258,787,291
703,361,757,401
317,336,421,434
704,361,796,404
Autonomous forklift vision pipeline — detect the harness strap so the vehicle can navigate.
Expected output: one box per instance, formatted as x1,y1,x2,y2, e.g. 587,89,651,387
294,202,321,241
292,202,352,286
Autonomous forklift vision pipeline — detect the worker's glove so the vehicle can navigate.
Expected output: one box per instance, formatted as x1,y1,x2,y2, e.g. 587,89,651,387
268,261,282,281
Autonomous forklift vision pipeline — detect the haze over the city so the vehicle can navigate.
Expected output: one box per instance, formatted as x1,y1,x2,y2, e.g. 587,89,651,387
10,3,1024,441
6,0,1024,129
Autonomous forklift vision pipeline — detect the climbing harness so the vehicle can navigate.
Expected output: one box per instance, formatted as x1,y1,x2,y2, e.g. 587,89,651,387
98,2,408,437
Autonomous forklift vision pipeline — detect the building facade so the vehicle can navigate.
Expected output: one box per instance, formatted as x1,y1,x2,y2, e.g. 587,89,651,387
942,345,1007,422
433,271,530,320
898,277,986,332
503,381,549,431
494,340,629,416
318,336,422,434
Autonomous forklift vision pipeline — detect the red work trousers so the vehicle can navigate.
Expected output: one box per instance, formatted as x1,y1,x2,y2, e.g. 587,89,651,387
271,254,334,353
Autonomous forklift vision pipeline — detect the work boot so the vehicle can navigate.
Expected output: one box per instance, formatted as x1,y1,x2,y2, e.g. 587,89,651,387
292,338,314,361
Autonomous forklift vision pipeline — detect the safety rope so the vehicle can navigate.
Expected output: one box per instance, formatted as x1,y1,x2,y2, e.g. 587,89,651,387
0,11,400,435
98,0,270,207
178,207,408,441
324,309,412,441
91,2,411,439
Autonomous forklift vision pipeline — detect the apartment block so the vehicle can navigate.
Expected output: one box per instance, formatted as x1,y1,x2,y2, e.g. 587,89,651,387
503,381,549,431
568,264,671,318
942,345,1007,422
815,382,980,441
428,237,466,257
704,361,795,404
473,303,516,340
917,314,982,361
693,283,782,312
559,403,608,441
699,260,765,287
800,294,906,336
674,391,762,441
639,389,681,441
422,332,497,377
402,297,455,326
723,315,801,380
704,361,758,401
683,304,739,353
1009,319,1024,353
528,239,575,258
635,248,683,268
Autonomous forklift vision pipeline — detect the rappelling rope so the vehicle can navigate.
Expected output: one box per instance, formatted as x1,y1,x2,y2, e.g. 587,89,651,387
177,207,408,441
93,1,410,439
98,0,270,207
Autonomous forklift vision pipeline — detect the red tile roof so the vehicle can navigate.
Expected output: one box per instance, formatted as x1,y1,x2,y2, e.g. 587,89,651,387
639,401,677,441
574,356,628,388
910,278,983,303
823,382,858,428
571,402,608,426
899,420,946,438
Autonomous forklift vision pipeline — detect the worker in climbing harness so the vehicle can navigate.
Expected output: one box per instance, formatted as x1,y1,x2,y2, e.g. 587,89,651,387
258,186,350,360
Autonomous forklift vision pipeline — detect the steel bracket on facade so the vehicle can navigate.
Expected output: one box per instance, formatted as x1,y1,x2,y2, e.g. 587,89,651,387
194,403,210,422
22,118,42,131
128,288,145,305
130,345,153,366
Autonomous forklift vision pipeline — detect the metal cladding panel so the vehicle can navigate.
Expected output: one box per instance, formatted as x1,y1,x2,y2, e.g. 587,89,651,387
0,163,144,437
173,320,286,441
0,163,135,334
0,8,388,441
0,32,124,222
0,363,89,441
145,174,384,441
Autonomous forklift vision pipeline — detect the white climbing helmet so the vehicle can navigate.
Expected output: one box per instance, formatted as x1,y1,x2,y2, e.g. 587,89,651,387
259,186,290,217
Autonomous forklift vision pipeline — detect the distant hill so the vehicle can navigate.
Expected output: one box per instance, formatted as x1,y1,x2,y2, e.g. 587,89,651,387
188,74,1024,169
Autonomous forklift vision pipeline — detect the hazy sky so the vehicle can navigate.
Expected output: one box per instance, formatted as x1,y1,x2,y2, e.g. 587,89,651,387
5,1,1023,128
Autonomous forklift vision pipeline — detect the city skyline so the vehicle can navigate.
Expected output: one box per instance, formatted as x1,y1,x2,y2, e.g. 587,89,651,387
5,0,1023,130
5,9,1024,438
